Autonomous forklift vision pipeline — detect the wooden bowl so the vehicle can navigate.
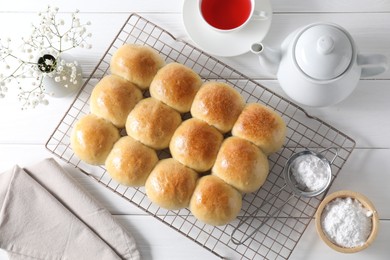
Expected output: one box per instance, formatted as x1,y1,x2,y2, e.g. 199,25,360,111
315,190,379,253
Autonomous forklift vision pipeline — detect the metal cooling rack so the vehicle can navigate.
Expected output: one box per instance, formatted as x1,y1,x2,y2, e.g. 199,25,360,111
46,13,356,260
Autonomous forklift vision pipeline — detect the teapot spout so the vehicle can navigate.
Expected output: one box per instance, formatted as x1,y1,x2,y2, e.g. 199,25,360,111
251,43,281,76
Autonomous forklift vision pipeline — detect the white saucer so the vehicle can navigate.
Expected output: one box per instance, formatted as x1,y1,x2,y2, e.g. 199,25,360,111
182,0,273,57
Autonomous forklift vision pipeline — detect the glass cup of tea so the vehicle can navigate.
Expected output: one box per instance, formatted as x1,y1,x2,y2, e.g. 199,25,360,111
199,0,269,32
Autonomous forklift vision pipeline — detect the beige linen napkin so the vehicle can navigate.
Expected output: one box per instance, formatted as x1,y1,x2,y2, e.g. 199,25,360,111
0,158,140,260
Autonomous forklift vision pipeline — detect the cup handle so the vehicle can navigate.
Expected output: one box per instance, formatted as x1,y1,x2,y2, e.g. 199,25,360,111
252,10,269,20
358,54,388,78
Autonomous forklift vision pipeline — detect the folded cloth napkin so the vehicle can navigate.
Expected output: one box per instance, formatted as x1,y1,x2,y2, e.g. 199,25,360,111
0,158,140,260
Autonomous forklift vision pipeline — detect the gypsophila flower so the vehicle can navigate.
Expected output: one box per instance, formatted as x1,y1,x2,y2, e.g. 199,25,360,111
0,5,91,110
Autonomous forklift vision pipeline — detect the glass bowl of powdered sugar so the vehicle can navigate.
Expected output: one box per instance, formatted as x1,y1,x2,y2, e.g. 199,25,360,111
285,148,334,197
315,190,379,253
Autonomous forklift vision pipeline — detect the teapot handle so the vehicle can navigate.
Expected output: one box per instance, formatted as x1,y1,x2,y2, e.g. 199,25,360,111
357,54,388,78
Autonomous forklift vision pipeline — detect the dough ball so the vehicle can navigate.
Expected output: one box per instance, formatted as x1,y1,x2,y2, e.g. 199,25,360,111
105,136,158,187
126,98,182,150
212,137,269,193
71,114,120,165
189,175,242,226
150,62,202,113
191,81,244,133
90,74,142,128
169,118,223,172
145,158,199,210
110,43,165,89
232,103,286,155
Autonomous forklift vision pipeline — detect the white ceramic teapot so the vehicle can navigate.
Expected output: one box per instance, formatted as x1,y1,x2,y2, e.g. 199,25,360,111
251,22,388,107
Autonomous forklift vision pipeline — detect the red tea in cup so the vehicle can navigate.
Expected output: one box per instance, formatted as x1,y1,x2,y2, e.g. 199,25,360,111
200,0,252,30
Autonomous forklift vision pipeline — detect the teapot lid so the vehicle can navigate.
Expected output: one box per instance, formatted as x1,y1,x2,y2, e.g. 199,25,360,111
294,24,353,80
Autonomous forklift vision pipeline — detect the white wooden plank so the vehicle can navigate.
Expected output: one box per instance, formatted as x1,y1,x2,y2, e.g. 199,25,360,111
0,13,389,147
0,13,388,79
0,0,183,13
291,219,390,260
0,12,127,79
0,145,146,215
114,216,390,260
0,88,78,144
85,12,390,80
1,215,389,260
0,1,388,260
0,145,389,217
260,80,390,149
1,79,389,148
272,0,390,13
326,148,390,218
113,215,217,260
218,13,390,79
0,0,389,13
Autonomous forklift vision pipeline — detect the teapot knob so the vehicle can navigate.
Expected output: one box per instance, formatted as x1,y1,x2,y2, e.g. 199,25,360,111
317,36,334,55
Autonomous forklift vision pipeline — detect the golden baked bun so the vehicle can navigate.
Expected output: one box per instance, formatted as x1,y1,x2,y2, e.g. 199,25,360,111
149,62,202,113
189,175,242,226
105,136,158,187
232,103,286,155
169,118,223,172
71,114,120,165
191,81,244,133
126,98,182,150
90,74,143,128
212,137,269,193
110,44,165,90
145,158,199,210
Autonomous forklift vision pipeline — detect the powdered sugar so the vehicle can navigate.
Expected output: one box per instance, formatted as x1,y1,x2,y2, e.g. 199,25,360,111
321,197,373,248
291,154,330,192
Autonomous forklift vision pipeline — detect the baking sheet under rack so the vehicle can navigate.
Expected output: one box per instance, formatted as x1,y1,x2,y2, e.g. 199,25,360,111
46,13,356,260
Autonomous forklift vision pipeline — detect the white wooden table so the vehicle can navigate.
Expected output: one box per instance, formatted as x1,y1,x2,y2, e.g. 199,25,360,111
1,1,389,259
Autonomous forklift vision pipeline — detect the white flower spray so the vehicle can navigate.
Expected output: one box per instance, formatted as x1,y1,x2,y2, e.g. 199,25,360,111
0,6,92,109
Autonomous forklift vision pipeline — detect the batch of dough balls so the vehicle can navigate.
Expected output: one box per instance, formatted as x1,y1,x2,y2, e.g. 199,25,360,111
71,43,287,226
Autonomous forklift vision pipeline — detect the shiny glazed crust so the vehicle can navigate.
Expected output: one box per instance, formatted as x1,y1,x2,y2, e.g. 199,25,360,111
70,114,120,165
189,175,242,226
212,137,269,193
126,98,182,150
169,118,223,172
232,103,286,155
150,62,202,113
145,158,199,210
191,81,245,133
105,136,159,187
90,74,143,128
110,44,165,89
